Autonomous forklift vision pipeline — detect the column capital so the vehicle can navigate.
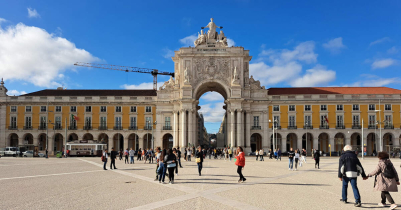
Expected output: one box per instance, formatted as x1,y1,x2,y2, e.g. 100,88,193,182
180,109,186,112
173,110,178,114
156,111,162,114
263,111,268,114
237,109,243,113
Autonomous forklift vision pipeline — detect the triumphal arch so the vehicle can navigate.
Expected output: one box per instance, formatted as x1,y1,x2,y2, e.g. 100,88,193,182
156,18,269,153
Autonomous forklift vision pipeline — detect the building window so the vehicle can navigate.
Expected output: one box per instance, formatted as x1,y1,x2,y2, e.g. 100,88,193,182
85,117,92,128
385,104,391,111
85,106,91,112
11,106,17,112
70,106,77,112
25,106,31,112
115,106,122,112
10,116,17,128
352,104,359,111
165,117,171,127
304,115,311,126
115,117,121,128
369,104,375,111
130,117,137,128
305,105,311,111
40,116,47,128
320,115,328,126
368,115,376,126
100,117,107,128
41,106,47,112
145,106,152,113
337,115,344,127
320,105,327,111
273,116,279,127
353,115,360,126
70,118,76,127
55,106,62,112
55,116,61,129
289,116,295,127
145,117,152,129
100,106,106,112
131,106,137,112
289,105,295,111
385,115,392,126
273,105,279,112
253,116,259,126
336,105,343,111
25,116,31,128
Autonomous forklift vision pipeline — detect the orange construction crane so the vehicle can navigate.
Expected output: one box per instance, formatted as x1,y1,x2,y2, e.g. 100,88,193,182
74,62,175,90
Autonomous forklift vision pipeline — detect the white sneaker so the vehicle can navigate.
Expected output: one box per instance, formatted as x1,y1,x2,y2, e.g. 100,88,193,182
169,182,172,185
378,203,387,207
175,173,178,176
288,168,291,170
390,204,397,209
295,169,297,171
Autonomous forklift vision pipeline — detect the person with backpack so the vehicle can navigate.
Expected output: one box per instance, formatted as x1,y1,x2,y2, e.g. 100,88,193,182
294,149,300,171
366,152,399,209
124,148,129,164
338,145,367,207
129,148,135,164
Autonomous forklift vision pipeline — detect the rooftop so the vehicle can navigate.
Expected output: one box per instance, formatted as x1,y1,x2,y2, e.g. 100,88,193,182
267,87,401,95
21,89,157,97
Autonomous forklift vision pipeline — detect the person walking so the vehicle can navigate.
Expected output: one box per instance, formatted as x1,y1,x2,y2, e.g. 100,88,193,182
301,148,307,164
177,147,183,168
124,148,129,164
110,147,118,170
187,148,192,161
235,146,246,183
255,150,259,161
158,149,167,184
274,149,277,160
129,148,135,164
277,149,282,161
259,149,264,161
165,149,177,184
148,149,154,164
184,148,187,161
314,149,320,169
228,148,233,161
137,148,142,161
119,149,123,161
196,146,204,176
102,149,108,170
288,148,295,171
154,147,161,181
173,148,179,176
294,149,300,171
338,145,367,207
366,152,399,209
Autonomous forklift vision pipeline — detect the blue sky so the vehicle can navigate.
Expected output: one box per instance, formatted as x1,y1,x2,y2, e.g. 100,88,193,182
0,0,400,133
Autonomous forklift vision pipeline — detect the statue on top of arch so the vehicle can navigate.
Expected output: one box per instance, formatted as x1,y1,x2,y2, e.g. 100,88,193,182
159,76,175,91
194,18,228,47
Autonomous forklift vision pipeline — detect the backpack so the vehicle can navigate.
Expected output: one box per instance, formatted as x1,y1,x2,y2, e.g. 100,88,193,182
383,161,396,179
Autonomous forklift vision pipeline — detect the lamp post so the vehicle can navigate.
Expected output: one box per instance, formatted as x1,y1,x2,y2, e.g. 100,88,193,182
305,122,308,156
268,119,277,152
375,109,382,151
151,120,156,150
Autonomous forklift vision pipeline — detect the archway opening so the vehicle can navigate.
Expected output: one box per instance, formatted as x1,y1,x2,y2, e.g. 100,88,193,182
68,133,78,142
270,133,282,151
23,133,33,145
9,133,18,147
334,133,345,152
302,133,313,153
83,133,94,141
318,133,329,153
38,133,47,150
351,133,361,153
143,133,152,150
128,133,139,150
113,133,124,151
98,133,109,149
383,133,394,153
162,133,173,150
286,133,297,152
367,133,377,155
251,133,262,152
54,133,63,152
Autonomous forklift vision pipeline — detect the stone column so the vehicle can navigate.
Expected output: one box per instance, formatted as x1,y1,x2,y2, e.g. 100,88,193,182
246,112,251,148
230,110,235,148
173,111,179,147
181,109,186,148
193,110,197,146
329,137,335,153
155,111,162,149
313,137,318,153
263,111,269,150
281,136,287,153
124,136,128,151
138,137,143,150
188,109,193,147
226,110,231,147
33,137,38,146
237,110,243,147
48,135,54,155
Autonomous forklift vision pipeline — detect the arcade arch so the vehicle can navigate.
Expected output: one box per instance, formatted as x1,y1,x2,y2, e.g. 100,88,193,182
9,133,18,147
68,133,78,142
113,133,124,151
38,133,47,150
23,133,33,145
250,133,262,152
271,133,282,151
286,133,297,151
318,133,329,152
54,133,63,152
162,133,173,149
143,133,152,149
128,133,139,150
83,133,94,141
334,133,345,152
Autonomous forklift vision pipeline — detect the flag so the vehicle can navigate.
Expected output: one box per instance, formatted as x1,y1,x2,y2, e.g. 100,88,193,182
71,114,78,121
324,116,329,124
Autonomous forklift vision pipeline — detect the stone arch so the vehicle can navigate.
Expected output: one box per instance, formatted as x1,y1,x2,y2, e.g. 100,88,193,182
68,133,78,142
98,133,109,143
350,132,362,152
194,81,229,100
54,133,63,152
301,133,313,152
22,133,34,145
251,133,262,152
334,133,345,152
383,132,395,152
143,133,152,150
318,133,329,152
113,133,124,151
83,133,94,141
9,133,18,147
367,132,377,155
270,133,282,151
162,133,173,150
38,133,47,150
128,133,139,150
286,133,297,152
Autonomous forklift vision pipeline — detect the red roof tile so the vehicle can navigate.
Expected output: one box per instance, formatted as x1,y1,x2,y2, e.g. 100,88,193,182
268,87,401,95
21,89,157,97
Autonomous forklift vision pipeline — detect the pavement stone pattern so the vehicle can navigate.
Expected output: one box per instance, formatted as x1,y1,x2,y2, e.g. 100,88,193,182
0,156,400,210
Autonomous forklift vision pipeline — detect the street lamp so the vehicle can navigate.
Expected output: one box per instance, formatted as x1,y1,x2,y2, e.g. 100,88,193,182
374,109,382,151
268,119,277,152
305,122,309,156
151,120,156,150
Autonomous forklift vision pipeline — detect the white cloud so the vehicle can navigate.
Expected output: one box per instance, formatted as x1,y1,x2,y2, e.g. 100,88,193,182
371,58,396,69
343,75,400,87
387,46,398,54
201,92,224,101
290,65,336,87
179,34,197,46
199,102,226,123
121,82,163,89
369,37,390,47
0,18,6,24
227,38,235,47
162,48,175,59
250,61,302,85
322,37,346,54
7,90,27,96
27,8,40,18
0,22,99,87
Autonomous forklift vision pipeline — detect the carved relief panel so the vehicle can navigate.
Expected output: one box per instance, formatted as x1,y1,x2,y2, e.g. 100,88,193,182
192,57,231,87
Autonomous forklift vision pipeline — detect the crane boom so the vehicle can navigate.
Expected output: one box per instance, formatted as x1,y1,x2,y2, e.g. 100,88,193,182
74,62,174,90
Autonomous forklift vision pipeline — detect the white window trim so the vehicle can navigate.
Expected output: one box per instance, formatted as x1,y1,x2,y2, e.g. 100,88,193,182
304,105,312,112
100,106,107,113
319,114,328,126
336,104,344,111
336,114,344,126
130,106,137,113
304,114,312,126
288,105,296,112
288,115,296,127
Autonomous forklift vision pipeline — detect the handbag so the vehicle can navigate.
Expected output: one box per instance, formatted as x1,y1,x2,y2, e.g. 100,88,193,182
101,156,106,162
196,157,201,163
167,162,176,168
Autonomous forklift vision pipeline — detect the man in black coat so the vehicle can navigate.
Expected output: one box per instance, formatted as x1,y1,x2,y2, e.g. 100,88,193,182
110,147,118,170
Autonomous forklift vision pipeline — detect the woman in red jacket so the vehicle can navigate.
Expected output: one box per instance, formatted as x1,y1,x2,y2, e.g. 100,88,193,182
235,146,246,183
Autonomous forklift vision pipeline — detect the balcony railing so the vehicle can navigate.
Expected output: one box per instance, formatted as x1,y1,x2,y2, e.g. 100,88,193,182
319,125,329,129
83,125,92,130
163,126,172,130
336,125,345,129
144,126,153,130
275,126,281,130
53,125,63,130
68,125,77,130
8,126,18,130
352,124,361,129
128,126,138,130
113,126,123,130
384,124,394,129
368,125,378,129
98,126,108,130
303,125,313,129
39,125,47,130
251,126,261,130
288,125,297,129
23,126,32,130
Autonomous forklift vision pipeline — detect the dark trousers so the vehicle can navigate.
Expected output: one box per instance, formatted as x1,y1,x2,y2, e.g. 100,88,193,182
237,166,245,181
137,154,141,160
125,155,128,164
178,158,182,167
256,155,259,161
260,155,264,161
188,155,191,161
294,158,298,169
119,155,122,160
175,164,178,174
103,159,107,169
197,162,203,175
342,177,361,203
168,167,175,182
110,159,116,169
381,191,395,204
315,158,320,168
